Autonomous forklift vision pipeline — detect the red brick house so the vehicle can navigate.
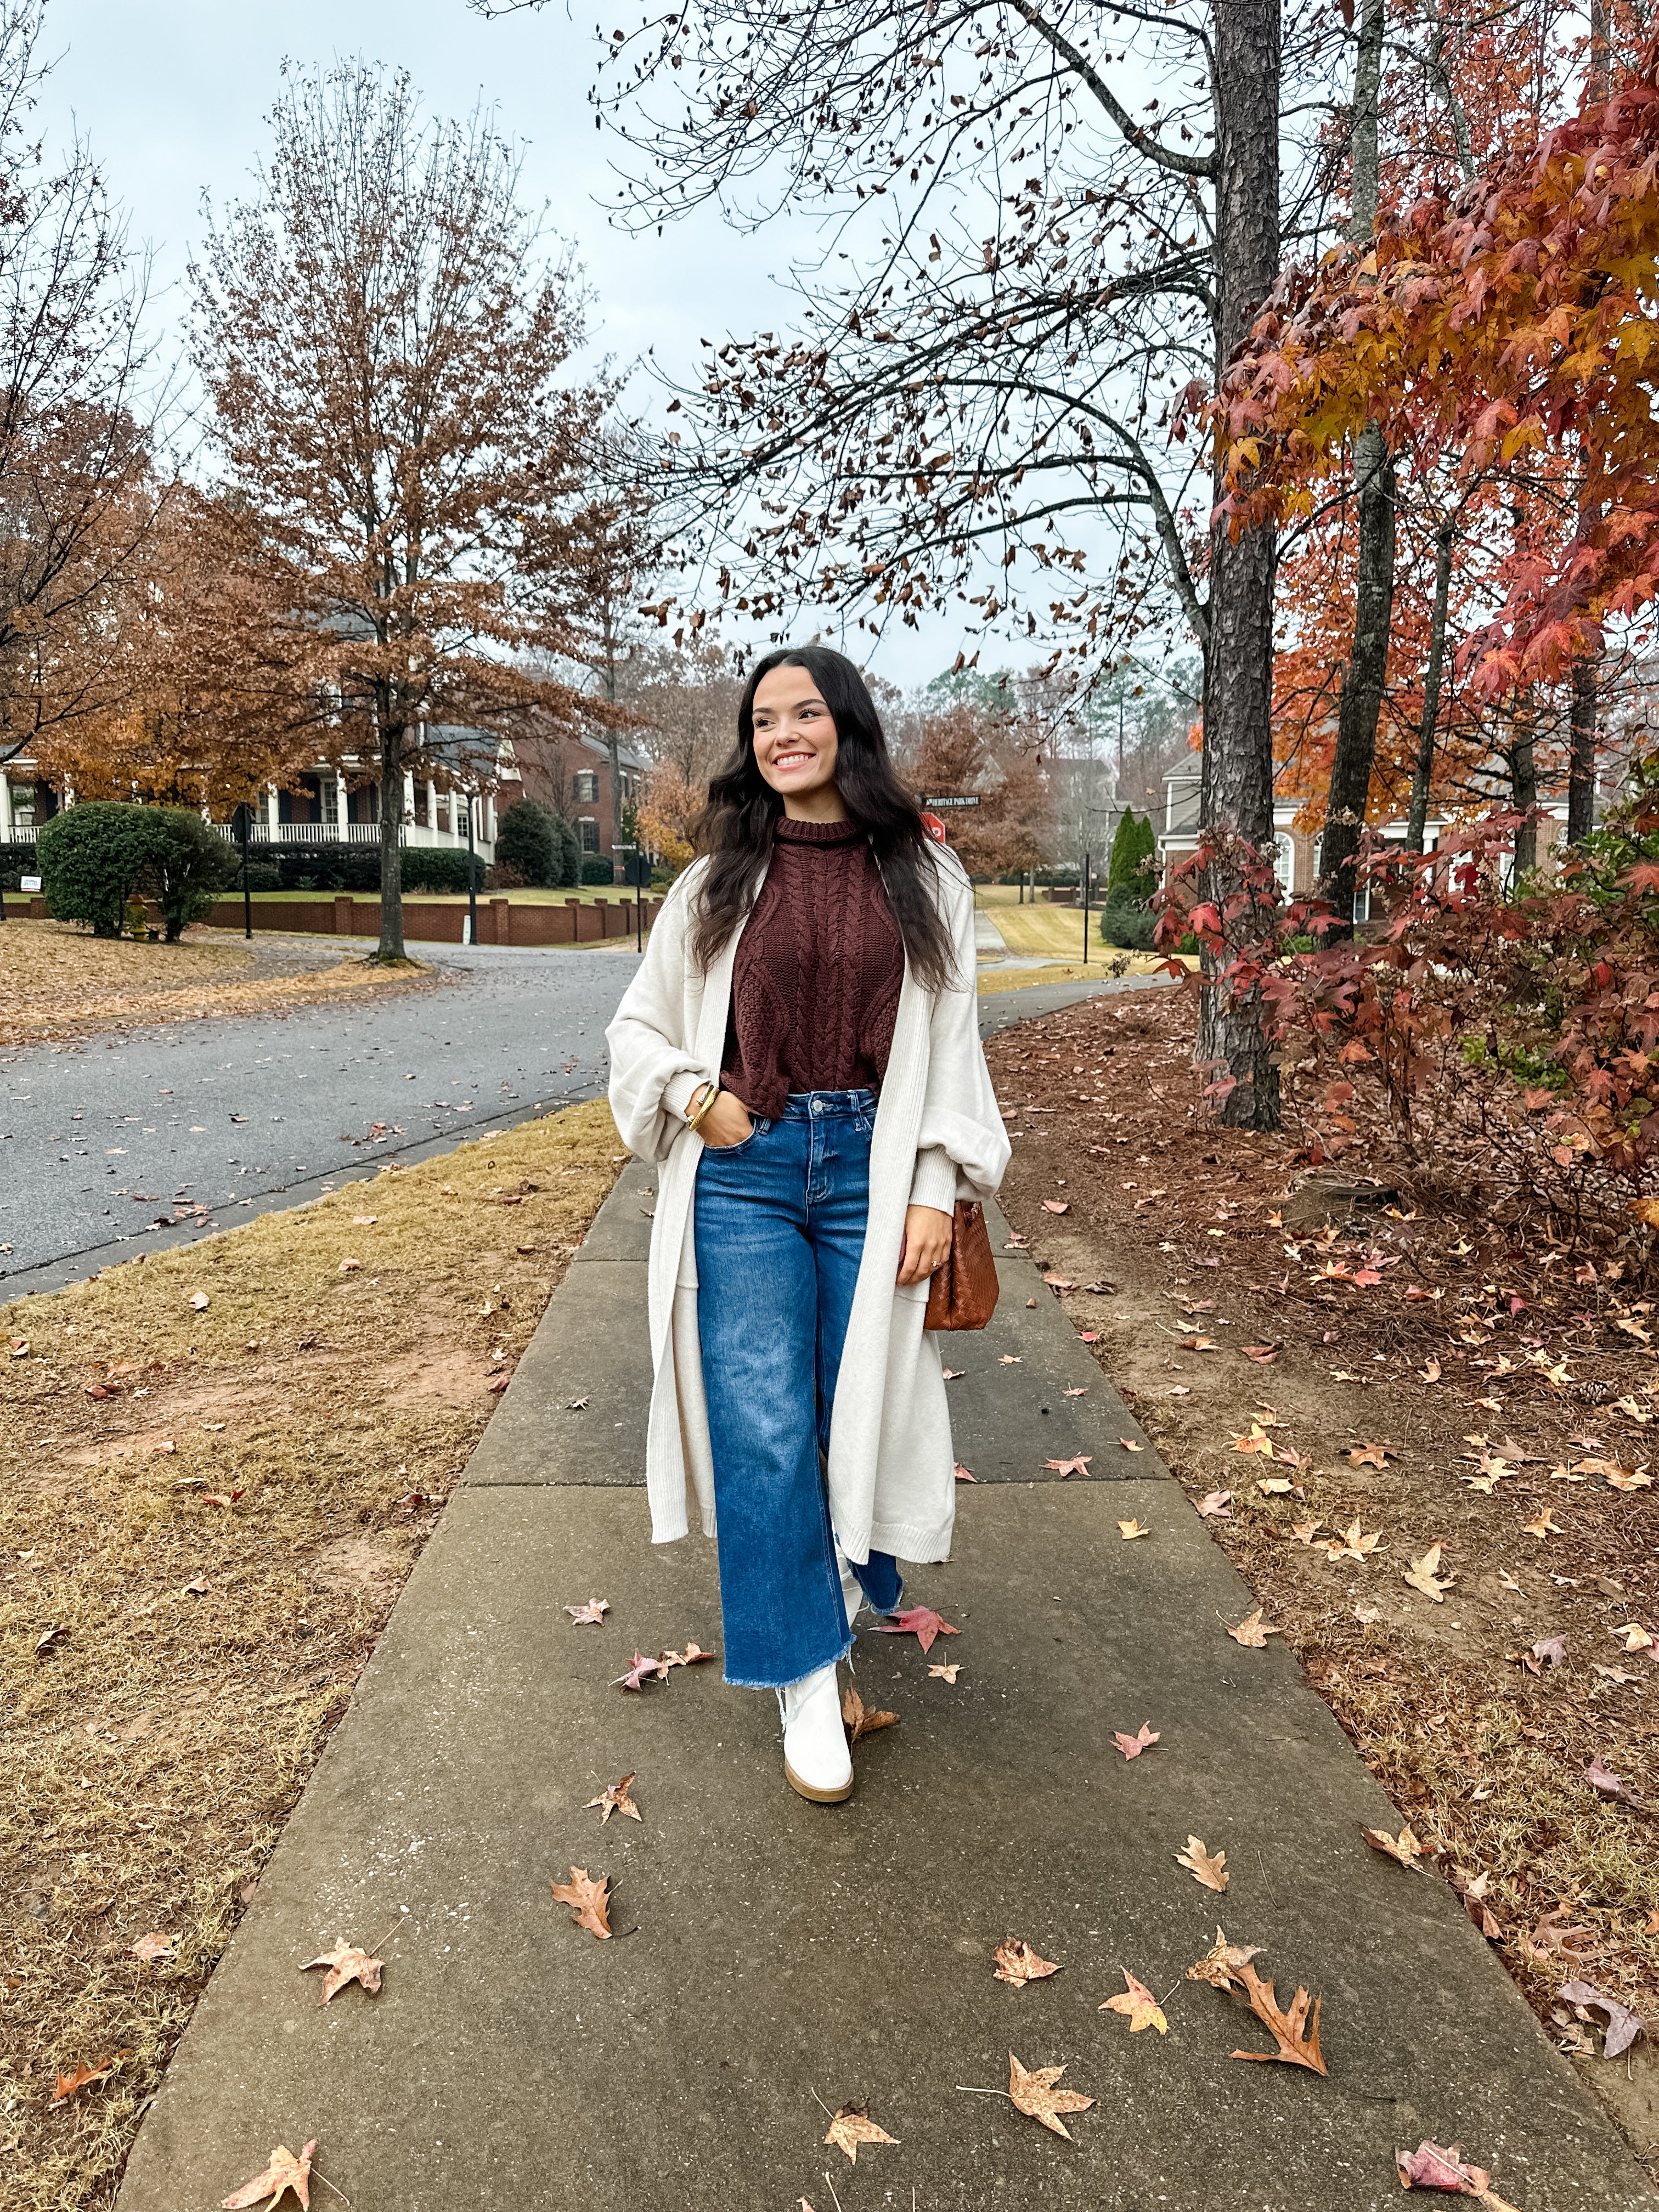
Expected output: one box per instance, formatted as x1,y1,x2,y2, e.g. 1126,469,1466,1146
517,731,652,877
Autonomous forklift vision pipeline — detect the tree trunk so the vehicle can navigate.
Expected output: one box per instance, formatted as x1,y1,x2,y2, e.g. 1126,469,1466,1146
1198,0,1283,1130
1318,0,1394,929
1511,727,1538,881
376,719,407,961
1567,656,1597,845
1406,520,1453,852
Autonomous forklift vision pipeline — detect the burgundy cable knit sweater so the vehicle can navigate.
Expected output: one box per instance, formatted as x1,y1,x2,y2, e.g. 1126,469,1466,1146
719,816,905,1118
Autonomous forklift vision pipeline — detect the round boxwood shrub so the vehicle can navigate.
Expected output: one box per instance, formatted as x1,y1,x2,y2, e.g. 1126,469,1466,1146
1098,899,1159,952
580,854,617,886
37,804,167,938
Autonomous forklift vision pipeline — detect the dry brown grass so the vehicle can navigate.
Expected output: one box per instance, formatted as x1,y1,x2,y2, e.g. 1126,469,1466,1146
987,987,1659,2177
0,1098,623,2208
0,919,437,1047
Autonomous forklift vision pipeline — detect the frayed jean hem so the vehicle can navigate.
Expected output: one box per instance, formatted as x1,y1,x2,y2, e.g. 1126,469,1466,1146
722,1628,855,1692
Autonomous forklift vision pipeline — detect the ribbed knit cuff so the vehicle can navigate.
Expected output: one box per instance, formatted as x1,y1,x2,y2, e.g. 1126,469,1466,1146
908,1144,957,1215
664,1069,710,1125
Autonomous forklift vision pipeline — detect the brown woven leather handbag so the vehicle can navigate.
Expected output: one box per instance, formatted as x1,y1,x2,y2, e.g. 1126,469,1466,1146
924,1200,1000,1331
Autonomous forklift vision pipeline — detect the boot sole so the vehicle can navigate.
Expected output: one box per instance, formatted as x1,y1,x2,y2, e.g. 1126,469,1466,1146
784,1758,855,1804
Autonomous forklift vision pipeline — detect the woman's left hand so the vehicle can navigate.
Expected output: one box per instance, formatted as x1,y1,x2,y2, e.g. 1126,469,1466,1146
896,1204,953,1288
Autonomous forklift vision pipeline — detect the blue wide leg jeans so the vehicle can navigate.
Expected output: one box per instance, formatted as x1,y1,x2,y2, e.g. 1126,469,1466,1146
694,1088,904,1688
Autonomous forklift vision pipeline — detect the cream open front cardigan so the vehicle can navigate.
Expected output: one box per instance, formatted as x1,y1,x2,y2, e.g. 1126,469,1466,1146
606,844,1009,1564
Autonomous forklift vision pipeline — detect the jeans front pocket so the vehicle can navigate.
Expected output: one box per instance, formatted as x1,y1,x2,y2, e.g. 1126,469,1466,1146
702,1114,769,1158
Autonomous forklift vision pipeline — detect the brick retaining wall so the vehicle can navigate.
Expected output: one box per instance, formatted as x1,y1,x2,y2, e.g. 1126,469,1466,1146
10,893,660,944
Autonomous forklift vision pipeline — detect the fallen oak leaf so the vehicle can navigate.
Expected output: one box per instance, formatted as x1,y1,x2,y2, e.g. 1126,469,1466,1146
1228,1609,1282,1648
1046,1454,1092,1475
1523,1508,1564,1539
585,1773,642,1824
873,1604,958,1656
1118,1519,1150,1541
994,1938,1060,1987
1186,1927,1263,1990
52,2052,129,2102
1229,1961,1327,2075
1347,1441,1396,1468
823,2100,899,2162
302,1937,384,2004
842,1686,899,1743
564,1598,609,1625
221,2139,317,2210
1176,1835,1229,1892
550,1865,612,1938
1113,1722,1160,1759
1006,2051,1095,2140
1100,1968,1167,2034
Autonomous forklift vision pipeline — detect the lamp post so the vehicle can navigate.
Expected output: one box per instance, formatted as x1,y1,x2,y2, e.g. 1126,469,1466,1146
1081,850,1093,965
235,802,252,940
466,795,477,947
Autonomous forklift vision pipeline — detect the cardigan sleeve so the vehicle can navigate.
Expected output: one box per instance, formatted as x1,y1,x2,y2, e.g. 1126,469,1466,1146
911,860,1011,1202
606,871,718,1164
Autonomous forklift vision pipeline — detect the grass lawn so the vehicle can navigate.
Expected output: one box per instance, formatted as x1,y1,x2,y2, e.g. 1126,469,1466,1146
989,902,1108,958
0,1099,623,2210
0,921,433,1048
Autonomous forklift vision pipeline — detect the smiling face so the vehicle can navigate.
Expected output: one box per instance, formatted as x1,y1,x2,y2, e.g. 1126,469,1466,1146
750,664,847,820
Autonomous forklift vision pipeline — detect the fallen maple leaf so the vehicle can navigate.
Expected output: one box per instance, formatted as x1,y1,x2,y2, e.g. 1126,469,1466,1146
842,1686,899,1743
586,1773,642,1825
1047,1454,1092,1475
823,2100,898,2162
1362,1826,1425,1870
1243,1345,1279,1363
1180,1334,1218,1352
953,1461,977,1481
994,1938,1060,1987
1231,1425,1274,1457
999,1354,1022,1365
1523,1508,1564,1539
1227,1609,1282,1647
337,1259,362,1273
928,1661,961,1682
1558,1979,1645,2057
221,2139,316,2210
128,1932,172,1962
1403,1545,1454,1602
189,1291,210,1311
874,1605,958,1656
659,1642,716,1669
1325,1516,1380,1565
1176,1835,1229,1892
52,2052,128,2102
1063,1385,1087,1397
1291,1519,1323,1544
1229,1961,1327,2074
1256,1476,1293,1496
1186,1927,1263,1990
1118,1518,1150,1541
565,1598,609,1625
1113,1722,1160,1759
302,1937,384,2004
550,1865,612,1938
616,1651,668,1690
1420,1359,1442,1383
1347,1441,1395,1468
1196,1488,1233,1519
943,1367,965,1380
1040,1199,1070,1214
1006,2052,1094,2140
1100,1968,1167,2034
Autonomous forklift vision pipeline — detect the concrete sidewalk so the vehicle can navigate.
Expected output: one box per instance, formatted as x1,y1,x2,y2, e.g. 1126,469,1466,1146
117,1119,1655,2207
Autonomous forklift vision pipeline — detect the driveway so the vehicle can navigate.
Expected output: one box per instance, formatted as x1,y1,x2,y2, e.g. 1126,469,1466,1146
0,940,641,1290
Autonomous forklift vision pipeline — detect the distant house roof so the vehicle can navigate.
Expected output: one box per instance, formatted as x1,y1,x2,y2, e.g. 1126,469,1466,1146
577,729,653,775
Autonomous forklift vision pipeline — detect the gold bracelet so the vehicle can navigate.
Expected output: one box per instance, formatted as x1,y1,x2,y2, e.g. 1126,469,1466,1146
686,1081,720,1133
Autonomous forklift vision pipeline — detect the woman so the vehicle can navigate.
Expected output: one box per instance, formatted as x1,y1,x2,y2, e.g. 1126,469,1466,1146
606,645,1008,1803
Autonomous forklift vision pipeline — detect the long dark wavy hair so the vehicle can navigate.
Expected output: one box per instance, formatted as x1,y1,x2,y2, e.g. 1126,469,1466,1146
689,645,956,991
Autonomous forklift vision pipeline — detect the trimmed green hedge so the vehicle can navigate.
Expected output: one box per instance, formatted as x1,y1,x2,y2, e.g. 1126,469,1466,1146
38,804,234,940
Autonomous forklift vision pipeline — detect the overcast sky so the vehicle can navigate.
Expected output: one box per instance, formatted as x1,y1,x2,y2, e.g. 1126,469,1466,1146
30,0,965,688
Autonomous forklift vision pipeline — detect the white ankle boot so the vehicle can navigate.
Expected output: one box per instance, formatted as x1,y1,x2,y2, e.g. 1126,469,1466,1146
777,1662,854,1803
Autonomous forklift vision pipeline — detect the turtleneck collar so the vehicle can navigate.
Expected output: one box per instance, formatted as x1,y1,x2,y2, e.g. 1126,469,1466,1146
774,814,863,847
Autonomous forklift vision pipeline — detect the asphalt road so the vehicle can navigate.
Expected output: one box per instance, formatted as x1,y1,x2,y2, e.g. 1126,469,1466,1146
0,940,642,1291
